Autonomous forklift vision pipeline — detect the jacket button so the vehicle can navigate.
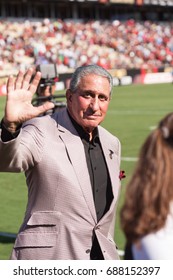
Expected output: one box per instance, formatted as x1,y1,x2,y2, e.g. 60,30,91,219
95,225,100,230
86,249,91,254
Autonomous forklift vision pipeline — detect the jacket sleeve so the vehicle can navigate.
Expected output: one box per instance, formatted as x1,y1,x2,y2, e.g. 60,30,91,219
0,119,45,172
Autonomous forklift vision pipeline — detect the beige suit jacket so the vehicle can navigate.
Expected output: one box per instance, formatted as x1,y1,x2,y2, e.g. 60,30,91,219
0,108,121,260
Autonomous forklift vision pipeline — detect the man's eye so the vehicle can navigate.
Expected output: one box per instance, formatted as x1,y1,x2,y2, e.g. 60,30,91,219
83,93,91,98
99,95,107,101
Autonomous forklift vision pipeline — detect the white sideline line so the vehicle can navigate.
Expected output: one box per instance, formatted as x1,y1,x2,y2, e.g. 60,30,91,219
118,249,125,257
121,157,138,162
149,125,157,130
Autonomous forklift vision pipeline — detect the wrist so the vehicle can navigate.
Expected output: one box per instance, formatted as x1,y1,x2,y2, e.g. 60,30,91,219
2,118,21,134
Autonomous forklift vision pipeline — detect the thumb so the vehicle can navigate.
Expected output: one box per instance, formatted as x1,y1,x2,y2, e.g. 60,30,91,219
36,101,55,115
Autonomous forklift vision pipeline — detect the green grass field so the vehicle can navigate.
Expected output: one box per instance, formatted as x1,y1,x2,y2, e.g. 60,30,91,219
0,82,173,259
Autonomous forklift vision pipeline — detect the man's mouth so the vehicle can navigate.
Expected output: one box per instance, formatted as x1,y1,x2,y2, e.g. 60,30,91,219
85,114,101,119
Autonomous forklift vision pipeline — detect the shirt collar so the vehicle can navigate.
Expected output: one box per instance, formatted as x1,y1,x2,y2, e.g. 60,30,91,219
67,110,99,143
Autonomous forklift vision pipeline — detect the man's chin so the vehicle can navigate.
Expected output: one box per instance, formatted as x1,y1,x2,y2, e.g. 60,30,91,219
82,121,100,132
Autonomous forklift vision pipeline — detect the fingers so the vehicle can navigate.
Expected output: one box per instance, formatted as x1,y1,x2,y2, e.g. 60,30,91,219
6,75,14,94
28,70,42,94
21,67,42,97
7,68,42,95
15,70,25,89
13,68,34,90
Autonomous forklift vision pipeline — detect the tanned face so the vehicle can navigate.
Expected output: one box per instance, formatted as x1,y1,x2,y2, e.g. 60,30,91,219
66,74,111,136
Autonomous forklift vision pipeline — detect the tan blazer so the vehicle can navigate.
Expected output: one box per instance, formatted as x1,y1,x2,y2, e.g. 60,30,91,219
0,108,121,260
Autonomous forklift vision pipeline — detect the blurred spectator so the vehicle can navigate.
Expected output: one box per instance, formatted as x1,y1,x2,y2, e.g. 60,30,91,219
120,112,173,259
0,18,173,76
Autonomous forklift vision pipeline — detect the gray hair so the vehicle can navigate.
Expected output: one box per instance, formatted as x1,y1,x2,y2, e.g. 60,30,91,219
69,64,113,95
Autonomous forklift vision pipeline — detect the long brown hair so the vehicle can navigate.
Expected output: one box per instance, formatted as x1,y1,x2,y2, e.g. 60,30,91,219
120,112,173,243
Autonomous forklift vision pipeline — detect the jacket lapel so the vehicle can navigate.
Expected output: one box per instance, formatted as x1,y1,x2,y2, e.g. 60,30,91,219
54,109,97,223
98,127,120,204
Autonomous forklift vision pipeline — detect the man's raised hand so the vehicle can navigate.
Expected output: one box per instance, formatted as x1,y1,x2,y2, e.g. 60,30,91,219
3,68,55,132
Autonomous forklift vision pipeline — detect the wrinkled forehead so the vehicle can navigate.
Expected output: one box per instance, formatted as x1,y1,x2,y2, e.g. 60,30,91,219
77,74,111,92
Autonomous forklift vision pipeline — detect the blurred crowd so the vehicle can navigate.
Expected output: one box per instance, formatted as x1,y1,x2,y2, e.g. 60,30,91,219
0,18,173,76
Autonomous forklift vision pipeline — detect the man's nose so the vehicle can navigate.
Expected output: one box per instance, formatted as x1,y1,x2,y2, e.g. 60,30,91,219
90,98,99,111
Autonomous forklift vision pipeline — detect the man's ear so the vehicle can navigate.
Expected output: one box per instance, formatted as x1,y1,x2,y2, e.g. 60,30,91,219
66,89,72,102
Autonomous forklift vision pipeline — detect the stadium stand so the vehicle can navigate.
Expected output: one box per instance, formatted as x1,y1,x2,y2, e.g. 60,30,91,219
0,0,173,88
0,18,172,73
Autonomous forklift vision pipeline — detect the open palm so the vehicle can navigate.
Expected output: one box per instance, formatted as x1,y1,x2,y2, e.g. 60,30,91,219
4,68,55,127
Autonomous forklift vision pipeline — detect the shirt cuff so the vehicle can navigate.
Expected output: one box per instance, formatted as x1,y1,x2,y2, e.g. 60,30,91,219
0,119,21,142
